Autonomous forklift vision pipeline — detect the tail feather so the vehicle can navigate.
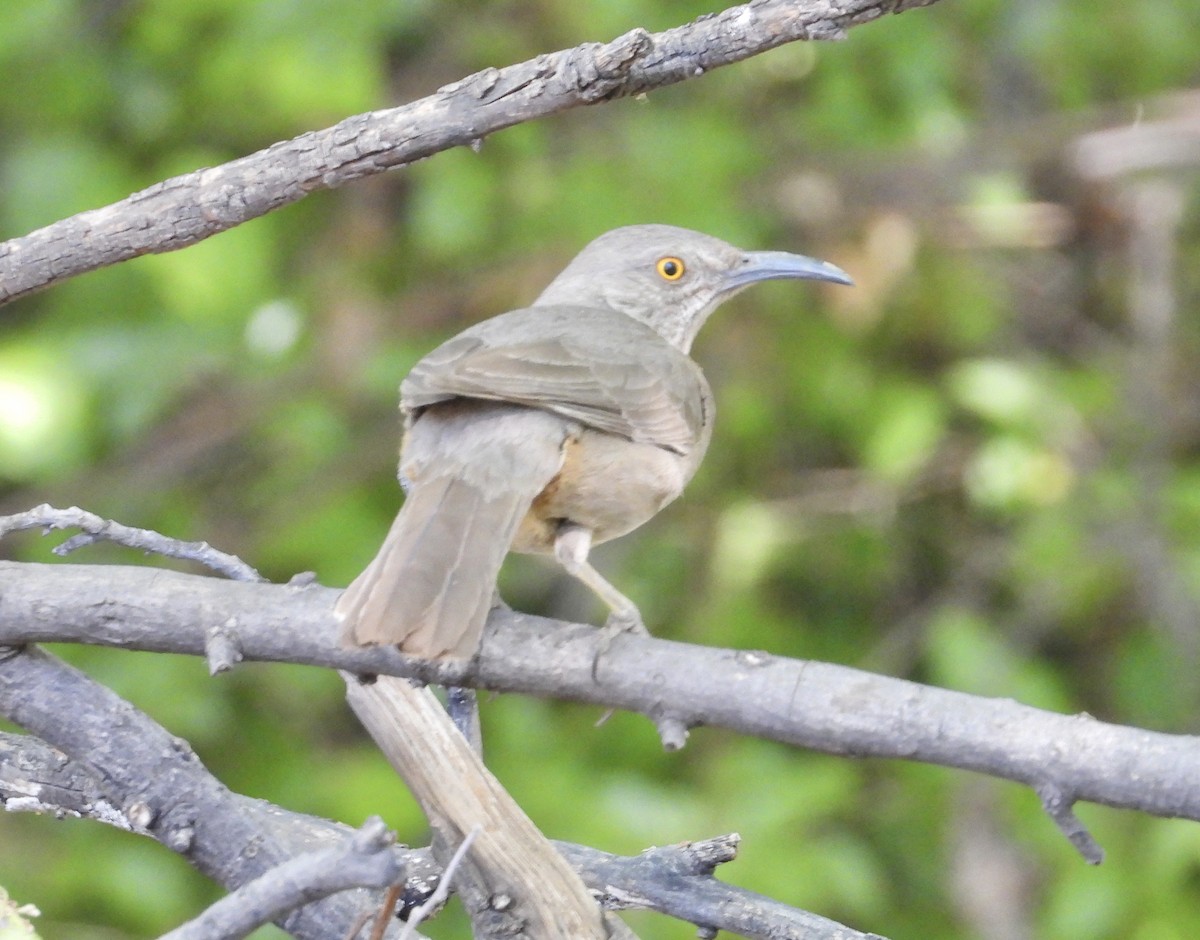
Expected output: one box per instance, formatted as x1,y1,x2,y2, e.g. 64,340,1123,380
335,475,530,658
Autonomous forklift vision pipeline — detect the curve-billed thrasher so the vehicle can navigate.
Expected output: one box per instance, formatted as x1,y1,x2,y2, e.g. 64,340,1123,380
337,224,852,659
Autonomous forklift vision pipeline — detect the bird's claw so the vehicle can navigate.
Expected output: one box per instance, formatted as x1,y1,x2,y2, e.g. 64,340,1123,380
591,608,648,680
602,608,648,637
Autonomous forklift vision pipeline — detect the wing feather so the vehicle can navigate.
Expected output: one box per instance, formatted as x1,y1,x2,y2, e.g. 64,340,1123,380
401,307,708,455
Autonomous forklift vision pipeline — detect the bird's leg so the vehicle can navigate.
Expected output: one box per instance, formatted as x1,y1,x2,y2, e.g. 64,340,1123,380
554,524,647,680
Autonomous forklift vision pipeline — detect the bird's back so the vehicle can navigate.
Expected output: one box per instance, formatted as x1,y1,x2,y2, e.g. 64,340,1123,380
401,305,712,460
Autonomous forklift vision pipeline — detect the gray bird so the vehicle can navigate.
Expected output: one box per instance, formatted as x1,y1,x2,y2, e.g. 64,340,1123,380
336,224,852,659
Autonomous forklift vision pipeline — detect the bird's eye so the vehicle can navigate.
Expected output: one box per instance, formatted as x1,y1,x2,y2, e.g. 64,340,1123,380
656,257,686,281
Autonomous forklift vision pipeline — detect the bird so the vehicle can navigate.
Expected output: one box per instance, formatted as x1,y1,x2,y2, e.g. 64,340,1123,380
336,223,852,660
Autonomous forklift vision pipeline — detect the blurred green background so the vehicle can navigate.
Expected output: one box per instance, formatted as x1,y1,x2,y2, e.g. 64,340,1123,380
3,1,1200,938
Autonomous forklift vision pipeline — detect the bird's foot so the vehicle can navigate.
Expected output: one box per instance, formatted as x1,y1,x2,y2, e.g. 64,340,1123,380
591,607,648,680
602,607,648,637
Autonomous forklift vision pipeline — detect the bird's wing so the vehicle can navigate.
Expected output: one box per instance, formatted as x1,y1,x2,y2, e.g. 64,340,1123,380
401,307,709,455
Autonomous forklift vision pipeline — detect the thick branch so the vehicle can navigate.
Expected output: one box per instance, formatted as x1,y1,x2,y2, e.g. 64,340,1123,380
157,818,407,940
0,0,940,307
3,561,1199,841
1,706,882,939
344,674,612,939
0,646,423,939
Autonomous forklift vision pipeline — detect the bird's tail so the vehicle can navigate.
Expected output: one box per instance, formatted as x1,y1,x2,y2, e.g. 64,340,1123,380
335,474,530,659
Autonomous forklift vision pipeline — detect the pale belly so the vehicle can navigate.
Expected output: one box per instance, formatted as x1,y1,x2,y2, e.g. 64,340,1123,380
510,428,693,555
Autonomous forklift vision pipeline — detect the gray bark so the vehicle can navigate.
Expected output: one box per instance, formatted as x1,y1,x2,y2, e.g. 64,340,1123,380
0,0,941,308
3,560,1198,840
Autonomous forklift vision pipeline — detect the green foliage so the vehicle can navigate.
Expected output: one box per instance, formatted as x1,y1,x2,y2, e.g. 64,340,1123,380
3,1,1200,938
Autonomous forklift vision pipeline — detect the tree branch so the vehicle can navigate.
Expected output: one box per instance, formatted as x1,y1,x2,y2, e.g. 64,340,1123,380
0,0,941,307
0,647,424,939
1,703,884,939
343,673,612,939
0,504,262,582
156,818,408,940
559,838,887,940
3,559,1199,858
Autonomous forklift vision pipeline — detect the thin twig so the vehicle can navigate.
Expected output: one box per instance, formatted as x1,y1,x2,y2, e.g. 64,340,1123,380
1036,783,1105,865
366,885,404,940
155,817,404,940
0,504,263,582
398,826,482,940
652,712,690,751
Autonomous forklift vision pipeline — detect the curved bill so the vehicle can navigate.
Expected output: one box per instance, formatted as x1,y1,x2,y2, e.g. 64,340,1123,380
725,250,854,290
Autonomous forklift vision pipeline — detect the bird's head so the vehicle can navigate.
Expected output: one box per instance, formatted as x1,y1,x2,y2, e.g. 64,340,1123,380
534,223,853,351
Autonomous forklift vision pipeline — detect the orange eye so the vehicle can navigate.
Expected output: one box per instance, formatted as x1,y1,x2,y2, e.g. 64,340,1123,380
656,257,685,281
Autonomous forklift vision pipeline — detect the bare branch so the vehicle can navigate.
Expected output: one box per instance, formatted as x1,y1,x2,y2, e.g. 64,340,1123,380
205,618,247,675
652,711,691,751
0,0,942,307
3,558,1199,859
345,674,612,939
157,818,410,940
0,505,262,582
1,699,885,939
0,648,426,940
1035,784,1105,866
559,839,889,940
